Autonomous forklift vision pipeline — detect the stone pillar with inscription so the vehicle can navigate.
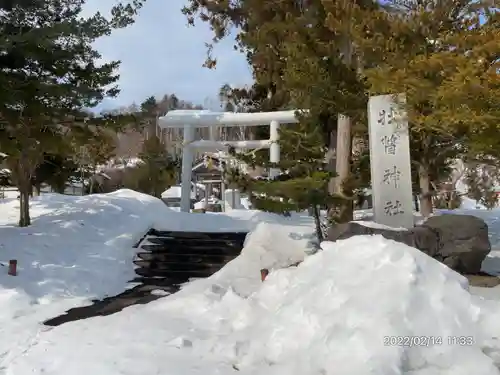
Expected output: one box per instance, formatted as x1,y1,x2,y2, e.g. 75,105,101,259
368,94,414,228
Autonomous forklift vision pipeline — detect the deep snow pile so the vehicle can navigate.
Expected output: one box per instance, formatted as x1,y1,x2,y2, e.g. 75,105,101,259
0,189,304,306
157,235,500,375
171,221,316,298
6,222,500,375
0,197,318,375
3,190,500,374
0,189,162,304
0,190,168,370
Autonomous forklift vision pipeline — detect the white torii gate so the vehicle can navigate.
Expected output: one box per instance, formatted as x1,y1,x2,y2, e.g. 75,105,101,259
158,109,301,212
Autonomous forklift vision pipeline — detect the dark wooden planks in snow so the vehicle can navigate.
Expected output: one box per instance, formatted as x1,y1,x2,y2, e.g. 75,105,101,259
133,228,154,248
140,243,241,256
148,228,248,241
133,259,227,272
145,237,244,249
134,266,222,279
133,229,247,297
129,276,200,286
136,251,237,264
43,229,248,327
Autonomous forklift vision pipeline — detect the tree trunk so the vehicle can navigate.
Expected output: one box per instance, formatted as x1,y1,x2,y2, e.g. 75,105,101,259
231,185,236,208
330,28,355,223
327,129,337,195
54,182,66,194
334,114,353,222
147,119,158,140
447,191,456,209
312,205,324,243
418,163,433,217
413,194,419,211
12,157,35,227
19,185,31,227
32,183,41,196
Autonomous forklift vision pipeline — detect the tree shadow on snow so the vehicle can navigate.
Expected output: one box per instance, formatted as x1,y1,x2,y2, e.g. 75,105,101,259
0,193,154,302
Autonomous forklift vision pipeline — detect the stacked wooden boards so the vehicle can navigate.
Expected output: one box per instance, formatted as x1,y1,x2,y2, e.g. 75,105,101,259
133,228,248,289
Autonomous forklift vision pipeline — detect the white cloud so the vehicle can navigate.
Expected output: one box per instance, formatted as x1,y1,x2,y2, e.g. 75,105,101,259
83,0,253,111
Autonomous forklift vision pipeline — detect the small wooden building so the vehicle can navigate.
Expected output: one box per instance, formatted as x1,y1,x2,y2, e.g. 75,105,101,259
192,154,225,199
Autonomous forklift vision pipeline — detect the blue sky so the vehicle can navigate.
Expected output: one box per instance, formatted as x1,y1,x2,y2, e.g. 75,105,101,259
82,0,253,111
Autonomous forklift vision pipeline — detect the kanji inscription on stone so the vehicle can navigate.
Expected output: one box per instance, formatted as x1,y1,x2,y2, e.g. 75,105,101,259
368,94,413,228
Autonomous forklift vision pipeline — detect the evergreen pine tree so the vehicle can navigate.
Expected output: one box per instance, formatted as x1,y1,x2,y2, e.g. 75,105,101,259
124,137,177,198
349,0,500,216
185,0,373,235
228,114,343,241
0,0,142,226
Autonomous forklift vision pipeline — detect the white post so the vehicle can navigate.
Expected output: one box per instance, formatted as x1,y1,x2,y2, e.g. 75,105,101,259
269,120,280,179
204,182,209,208
221,180,226,211
220,158,226,211
180,126,195,212
209,126,217,141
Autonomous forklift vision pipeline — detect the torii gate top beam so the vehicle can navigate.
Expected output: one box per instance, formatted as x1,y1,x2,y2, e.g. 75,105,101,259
158,109,304,128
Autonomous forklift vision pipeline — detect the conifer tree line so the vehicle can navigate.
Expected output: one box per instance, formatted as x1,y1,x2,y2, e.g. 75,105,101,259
1,0,499,232
183,0,500,237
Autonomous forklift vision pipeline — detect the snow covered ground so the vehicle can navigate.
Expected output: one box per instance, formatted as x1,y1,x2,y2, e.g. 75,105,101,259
461,196,488,210
2,190,500,374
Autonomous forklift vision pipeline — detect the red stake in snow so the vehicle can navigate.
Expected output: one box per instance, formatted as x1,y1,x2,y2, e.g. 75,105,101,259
8,259,17,276
260,268,269,282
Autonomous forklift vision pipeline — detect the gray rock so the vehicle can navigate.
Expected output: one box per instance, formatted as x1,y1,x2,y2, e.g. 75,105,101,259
424,215,490,274
327,214,491,274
